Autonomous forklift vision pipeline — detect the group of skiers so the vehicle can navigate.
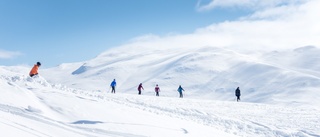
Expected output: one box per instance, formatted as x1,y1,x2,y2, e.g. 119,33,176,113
29,62,241,100
109,79,187,98
108,78,241,100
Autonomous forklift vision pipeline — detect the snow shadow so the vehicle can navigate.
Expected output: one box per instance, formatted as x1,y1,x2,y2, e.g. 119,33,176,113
72,65,87,75
72,120,104,124
25,106,42,113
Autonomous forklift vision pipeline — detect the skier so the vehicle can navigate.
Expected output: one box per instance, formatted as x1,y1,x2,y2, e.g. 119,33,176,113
137,83,144,95
155,84,160,96
110,79,116,93
29,62,41,77
235,87,241,102
177,85,184,98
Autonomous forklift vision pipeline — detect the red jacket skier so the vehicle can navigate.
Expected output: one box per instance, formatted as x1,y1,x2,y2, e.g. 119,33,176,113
138,83,144,95
155,84,160,96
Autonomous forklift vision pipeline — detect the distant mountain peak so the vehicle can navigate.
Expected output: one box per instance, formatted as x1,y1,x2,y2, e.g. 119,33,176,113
72,64,88,75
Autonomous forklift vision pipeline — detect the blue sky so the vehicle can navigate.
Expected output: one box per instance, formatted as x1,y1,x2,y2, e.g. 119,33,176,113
0,0,252,67
1,0,317,68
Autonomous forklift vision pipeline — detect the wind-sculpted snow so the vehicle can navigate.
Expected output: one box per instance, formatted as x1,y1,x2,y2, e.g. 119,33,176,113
0,69,236,136
1,67,320,136
99,94,320,137
262,45,320,78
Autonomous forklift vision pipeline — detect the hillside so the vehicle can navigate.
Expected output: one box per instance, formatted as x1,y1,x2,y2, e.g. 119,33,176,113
0,67,319,136
42,45,320,106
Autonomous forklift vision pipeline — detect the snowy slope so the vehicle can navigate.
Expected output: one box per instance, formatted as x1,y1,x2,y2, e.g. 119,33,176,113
1,67,320,137
42,45,320,106
0,67,237,137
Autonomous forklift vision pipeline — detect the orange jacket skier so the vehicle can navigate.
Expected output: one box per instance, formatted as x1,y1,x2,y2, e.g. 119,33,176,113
29,62,41,77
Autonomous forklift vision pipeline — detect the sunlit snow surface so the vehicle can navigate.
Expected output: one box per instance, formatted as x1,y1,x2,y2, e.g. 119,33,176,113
1,46,320,136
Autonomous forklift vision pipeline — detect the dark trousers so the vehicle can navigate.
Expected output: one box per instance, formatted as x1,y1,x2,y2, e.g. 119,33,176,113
138,90,141,95
236,96,240,102
29,74,37,77
179,92,183,98
156,92,159,96
111,86,115,93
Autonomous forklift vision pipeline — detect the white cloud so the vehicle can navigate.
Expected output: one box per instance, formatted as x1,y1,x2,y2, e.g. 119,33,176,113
196,0,308,11
127,0,319,52
0,49,22,59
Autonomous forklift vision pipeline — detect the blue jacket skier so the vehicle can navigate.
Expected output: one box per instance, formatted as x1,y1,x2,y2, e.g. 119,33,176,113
110,79,116,93
177,85,184,98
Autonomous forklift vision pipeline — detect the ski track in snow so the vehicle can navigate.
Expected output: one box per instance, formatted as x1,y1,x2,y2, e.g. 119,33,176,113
34,75,320,137
96,94,320,137
0,103,95,137
1,70,320,137
0,75,150,137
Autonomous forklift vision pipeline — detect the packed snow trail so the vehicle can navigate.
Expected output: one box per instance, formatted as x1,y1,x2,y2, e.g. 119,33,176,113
1,69,319,137
95,93,320,137
0,74,236,137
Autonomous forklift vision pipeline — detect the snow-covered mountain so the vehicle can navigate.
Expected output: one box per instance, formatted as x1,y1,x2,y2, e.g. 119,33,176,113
42,44,320,106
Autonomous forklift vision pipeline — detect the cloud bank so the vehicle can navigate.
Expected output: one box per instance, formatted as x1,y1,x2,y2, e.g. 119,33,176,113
125,0,319,51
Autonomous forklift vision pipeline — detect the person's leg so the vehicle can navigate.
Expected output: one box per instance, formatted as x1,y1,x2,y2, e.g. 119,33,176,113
112,87,115,93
